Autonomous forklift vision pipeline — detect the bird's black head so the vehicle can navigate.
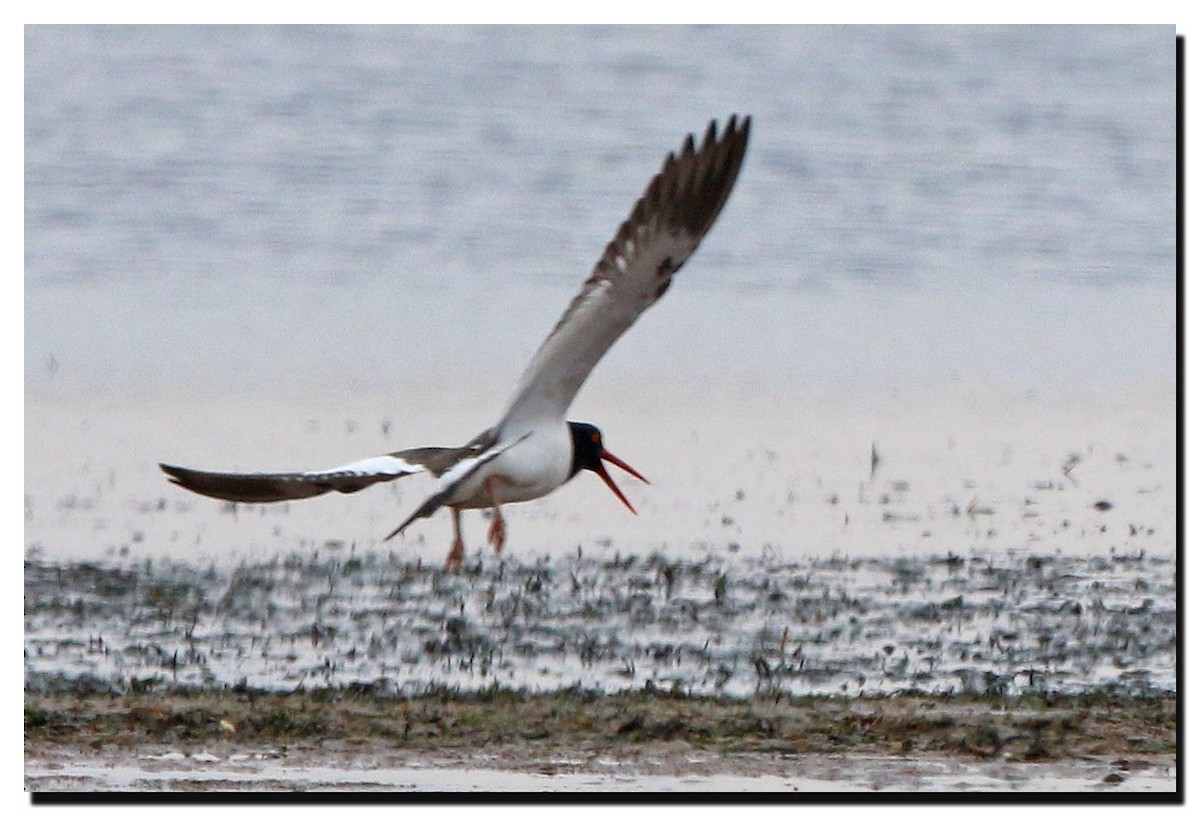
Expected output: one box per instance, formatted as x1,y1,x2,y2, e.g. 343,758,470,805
567,421,650,514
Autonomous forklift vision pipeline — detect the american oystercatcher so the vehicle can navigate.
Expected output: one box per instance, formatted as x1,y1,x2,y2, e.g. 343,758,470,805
161,115,751,570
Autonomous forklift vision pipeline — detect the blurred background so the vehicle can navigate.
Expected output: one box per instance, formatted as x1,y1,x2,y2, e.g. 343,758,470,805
26,25,1175,400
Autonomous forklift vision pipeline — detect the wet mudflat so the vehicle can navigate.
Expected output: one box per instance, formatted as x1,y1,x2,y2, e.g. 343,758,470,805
25,549,1175,698
24,550,1176,793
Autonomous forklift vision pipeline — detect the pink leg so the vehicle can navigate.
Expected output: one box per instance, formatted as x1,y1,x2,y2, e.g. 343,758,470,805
485,477,506,554
443,508,465,572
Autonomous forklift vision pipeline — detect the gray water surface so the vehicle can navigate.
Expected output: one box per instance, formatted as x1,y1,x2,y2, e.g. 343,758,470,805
25,25,1176,400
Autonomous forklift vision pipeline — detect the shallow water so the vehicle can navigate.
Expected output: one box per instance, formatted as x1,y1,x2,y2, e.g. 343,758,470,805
26,26,1175,402
23,744,1177,793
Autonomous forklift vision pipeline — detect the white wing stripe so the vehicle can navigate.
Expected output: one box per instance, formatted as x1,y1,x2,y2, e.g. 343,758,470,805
304,454,426,480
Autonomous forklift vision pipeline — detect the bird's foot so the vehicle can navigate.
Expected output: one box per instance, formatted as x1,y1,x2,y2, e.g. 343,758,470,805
487,512,506,553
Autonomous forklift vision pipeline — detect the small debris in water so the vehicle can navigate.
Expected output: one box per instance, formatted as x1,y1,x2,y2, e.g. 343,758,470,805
24,549,1175,701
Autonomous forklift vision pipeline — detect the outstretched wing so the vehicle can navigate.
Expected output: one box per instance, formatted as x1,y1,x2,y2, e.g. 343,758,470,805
162,428,501,504
159,456,427,503
499,114,751,432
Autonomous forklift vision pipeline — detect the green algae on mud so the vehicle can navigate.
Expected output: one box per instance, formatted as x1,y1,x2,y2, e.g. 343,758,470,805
24,686,1176,764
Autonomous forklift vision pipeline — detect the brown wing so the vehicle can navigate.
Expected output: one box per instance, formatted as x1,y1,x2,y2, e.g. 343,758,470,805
499,115,751,432
159,455,427,503
160,429,499,503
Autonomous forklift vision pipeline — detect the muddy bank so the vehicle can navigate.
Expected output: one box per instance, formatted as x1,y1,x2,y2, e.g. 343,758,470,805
25,688,1175,793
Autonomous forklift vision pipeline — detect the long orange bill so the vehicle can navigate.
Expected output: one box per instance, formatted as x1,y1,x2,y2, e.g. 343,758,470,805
595,449,651,515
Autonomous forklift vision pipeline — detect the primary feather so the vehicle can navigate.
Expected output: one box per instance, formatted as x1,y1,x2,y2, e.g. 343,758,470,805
499,114,751,433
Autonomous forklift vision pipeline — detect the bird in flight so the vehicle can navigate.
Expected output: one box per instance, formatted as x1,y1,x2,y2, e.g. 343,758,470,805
162,115,751,570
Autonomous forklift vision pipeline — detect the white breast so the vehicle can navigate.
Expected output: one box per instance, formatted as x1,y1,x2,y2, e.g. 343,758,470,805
448,424,572,509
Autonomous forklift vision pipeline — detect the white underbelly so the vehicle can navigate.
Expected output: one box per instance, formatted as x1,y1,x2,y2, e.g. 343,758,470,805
449,426,572,509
